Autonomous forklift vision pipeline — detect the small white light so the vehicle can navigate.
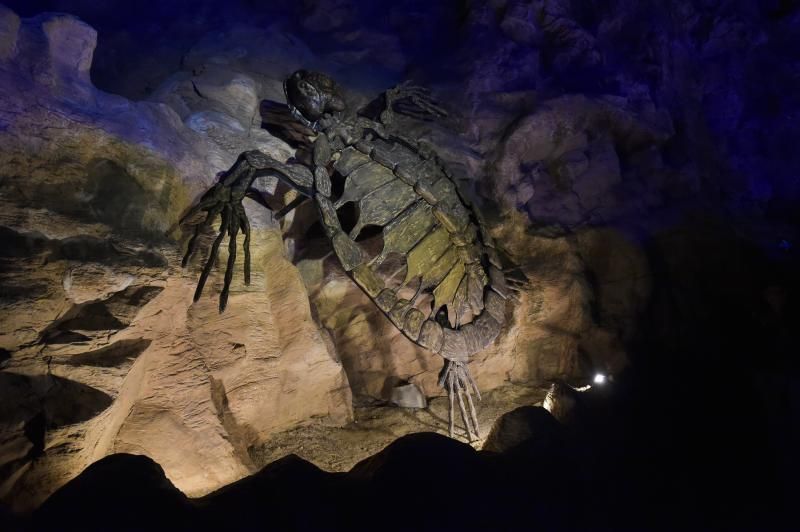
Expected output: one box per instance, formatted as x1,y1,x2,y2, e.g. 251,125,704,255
593,373,606,385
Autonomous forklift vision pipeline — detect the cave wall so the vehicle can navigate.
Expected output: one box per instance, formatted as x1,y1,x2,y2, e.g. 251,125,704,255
0,7,354,510
0,0,797,514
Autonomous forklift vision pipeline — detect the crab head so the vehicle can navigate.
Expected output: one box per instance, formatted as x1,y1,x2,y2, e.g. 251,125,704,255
284,70,346,129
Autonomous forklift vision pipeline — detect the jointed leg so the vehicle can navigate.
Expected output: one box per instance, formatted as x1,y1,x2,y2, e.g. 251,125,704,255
440,360,482,442
239,205,251,285
187,201,254,311
182,205,222,268
457,367,480,437
274,195,309,220
194,205,231,304
380,81,448,128
180,150,313,312
219,210,240,312
447,370,455,438
453,370,473,438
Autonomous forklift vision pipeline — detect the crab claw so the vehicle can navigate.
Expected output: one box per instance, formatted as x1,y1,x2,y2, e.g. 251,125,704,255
439,360,481,442
382,81,448,125
181,158,255,312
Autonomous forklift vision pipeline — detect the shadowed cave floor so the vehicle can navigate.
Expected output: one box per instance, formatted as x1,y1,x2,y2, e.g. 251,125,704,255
252,382,549,471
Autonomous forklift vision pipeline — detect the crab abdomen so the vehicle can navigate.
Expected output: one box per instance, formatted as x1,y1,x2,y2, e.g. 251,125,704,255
313,134,511,360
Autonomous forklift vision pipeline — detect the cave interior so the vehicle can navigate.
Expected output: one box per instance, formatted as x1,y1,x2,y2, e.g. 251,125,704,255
0,0,798,530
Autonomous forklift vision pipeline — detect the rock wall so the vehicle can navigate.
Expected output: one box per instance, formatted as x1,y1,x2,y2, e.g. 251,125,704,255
0,0,707,512
0,7,352,511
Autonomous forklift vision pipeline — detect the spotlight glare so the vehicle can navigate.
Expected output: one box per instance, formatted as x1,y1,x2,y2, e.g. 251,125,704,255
593,373,606,385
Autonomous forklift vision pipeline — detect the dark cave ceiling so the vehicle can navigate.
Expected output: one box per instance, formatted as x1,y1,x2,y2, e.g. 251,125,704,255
5,0,799,244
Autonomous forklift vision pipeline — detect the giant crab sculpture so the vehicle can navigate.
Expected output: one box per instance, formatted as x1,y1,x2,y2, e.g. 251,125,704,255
181,70,516,440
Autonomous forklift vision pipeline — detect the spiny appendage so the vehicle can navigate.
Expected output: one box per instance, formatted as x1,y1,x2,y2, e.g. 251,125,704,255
181,149,318,312
380,81,448,126
181,157,256,313
440,359,481,441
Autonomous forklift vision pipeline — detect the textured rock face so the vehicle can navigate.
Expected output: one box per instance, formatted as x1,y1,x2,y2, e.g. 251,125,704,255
488,95,674,226
389,383,427,409
0,8,351,511
0,1,661,513
0,2,792,528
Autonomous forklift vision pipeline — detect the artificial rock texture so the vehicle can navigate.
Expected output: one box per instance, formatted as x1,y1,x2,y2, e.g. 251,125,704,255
12,368,793,532
1,0,797,517
25,421,576,532
0,7,351,511
18,402,589,532
0,4,647,510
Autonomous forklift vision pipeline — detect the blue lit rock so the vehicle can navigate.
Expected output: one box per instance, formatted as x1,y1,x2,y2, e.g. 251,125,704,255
0,5,20,60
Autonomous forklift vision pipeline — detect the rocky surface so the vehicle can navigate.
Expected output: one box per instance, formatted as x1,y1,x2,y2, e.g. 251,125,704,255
0,0,797,521
0,1,684,510
0,5,576,512
23,404,579,532
23,366,787,532
251,382,548,472
5,347,792,531
0,6,352,511
388,382,427,409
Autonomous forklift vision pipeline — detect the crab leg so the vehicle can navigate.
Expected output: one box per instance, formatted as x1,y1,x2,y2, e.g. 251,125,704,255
274,195,309,220
239,206,251,286
194,205,231,303
445,365,456,438
182,205,222,268
219,211,240,312
454,370,474,441
457,365,480,439
462,363,481,401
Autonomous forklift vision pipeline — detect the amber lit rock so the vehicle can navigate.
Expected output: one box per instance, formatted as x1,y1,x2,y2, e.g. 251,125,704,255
0,5,20,61
1,3,650,514
0,7,351,512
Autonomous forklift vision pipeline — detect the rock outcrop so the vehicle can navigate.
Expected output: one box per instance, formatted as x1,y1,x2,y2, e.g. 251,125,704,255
0,1,665,512
0,7,352,511
482,405,562,453
28,429,579,532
